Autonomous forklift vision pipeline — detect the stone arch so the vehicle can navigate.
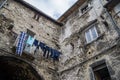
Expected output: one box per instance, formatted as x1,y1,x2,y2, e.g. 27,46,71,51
0,56,44,80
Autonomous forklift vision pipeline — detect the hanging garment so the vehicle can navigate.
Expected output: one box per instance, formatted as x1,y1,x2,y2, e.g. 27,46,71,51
33,39,39,46
39,42,46,52
24,44,32,53
33,39,39,54
30,45,36,54
43,46,51,58
26,36,35,46
50,49,61,61
16,32,27,56
50,48,54,58
34,44,40,54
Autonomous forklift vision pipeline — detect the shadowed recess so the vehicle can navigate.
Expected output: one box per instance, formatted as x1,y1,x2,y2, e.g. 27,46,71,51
0,56,44,80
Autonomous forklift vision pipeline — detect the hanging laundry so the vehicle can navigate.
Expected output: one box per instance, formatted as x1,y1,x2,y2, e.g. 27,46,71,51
50,49,61,61
24,44,32,53
50,48,54,58
39,42,46,52
34,44,40,54
33,39,39,54
43,46,51,58
16,32,27,56
26,36,35,46
31,45,36,54
33,39,39,46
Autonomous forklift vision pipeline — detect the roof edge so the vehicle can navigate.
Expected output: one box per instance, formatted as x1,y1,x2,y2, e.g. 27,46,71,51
57,0,87,22
14,0,63,26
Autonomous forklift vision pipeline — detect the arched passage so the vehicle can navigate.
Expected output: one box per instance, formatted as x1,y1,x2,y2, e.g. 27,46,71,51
0,56,44,80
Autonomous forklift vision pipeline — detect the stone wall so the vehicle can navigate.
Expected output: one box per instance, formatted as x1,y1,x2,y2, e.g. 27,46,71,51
0,0,61,80
111,3,120,30
58,0,120,80
1,0,61,48
0,0,120,80
59,46,120,80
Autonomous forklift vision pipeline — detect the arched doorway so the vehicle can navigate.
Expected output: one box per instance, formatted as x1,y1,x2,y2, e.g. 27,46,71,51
0,56,44,80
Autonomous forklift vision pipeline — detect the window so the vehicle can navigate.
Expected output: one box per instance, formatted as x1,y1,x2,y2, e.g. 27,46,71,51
7,23,14,30
27,29,35,37
92,63,111,80
33,13,40,21
81,4,91,14
81,4,89,13
85,26,98,43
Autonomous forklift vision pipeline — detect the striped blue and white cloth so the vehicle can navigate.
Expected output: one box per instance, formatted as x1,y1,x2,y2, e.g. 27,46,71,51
16,32,27,56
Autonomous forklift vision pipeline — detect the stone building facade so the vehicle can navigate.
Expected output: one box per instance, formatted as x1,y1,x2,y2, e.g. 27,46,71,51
58,0,120,80
0,0,61,80
0,0,120,80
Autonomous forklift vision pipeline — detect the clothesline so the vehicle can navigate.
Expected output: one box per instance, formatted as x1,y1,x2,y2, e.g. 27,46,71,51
16,31,61,61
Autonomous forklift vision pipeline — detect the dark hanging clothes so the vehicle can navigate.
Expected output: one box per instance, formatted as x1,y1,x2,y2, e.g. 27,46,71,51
54,49,61,61
51,49,61,61
39,42,46,52
50,49,54,58
33,39,39,46
34,45,40,54
43,46,51,58
33,39,39,54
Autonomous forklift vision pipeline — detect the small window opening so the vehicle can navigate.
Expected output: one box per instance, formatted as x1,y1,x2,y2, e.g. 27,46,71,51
36,14,40,21
27,29,35,37
93,63,111,80
33,13,37,19
7,24,14,30
81,4,89,13
88,52,91,54
103,21,109,27
33,13,40,21
47,33,49,36
31,25,33,28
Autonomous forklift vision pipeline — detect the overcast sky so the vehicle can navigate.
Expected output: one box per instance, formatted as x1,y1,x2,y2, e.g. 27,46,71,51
23,0,78,20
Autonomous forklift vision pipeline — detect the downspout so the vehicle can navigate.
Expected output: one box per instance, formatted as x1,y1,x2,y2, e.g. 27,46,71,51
0,0,8,9
99,0,120,37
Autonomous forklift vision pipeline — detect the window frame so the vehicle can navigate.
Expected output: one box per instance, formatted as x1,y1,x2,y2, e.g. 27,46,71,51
81,4,89,13
85,25,98,43
80,3,92,14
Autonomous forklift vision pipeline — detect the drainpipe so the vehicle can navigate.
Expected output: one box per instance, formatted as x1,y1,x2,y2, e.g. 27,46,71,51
0,0,8,9
99,0,120,37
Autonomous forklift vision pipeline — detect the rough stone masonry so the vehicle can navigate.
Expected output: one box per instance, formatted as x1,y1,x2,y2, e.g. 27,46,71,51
0,0,120,80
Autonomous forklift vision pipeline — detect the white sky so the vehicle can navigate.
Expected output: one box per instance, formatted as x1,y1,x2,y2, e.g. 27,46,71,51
23,0,78,20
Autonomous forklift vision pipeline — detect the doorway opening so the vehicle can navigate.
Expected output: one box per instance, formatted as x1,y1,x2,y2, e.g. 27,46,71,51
92,62,111,80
